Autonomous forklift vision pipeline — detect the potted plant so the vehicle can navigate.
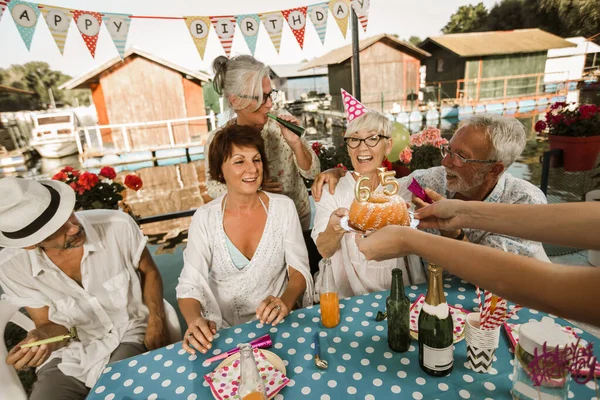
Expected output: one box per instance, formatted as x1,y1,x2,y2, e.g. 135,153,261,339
398,127,448,171
587,159,600,266
52,166,143,212
535,102,600,172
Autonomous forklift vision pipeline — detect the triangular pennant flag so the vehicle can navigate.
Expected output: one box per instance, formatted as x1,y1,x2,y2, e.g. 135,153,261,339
0,0,9,23
341,88,368,122
40,5,72,55
9,0,41,50
72,10,102,58
102,12,132,59
308,3,329,45
236,14,260,56
351,0,370,32
184,16,211,60
281,7,308,50
209,15,236,58
259,12,284,54
329,0,350,39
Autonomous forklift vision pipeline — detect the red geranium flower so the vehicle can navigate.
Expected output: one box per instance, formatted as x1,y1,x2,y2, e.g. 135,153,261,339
99,166,117,180
52,171,68,181
311,142,323,156
63,166,75,172
381,157,393,171
534,120,547,133
124,174,143,191
77,172,99,191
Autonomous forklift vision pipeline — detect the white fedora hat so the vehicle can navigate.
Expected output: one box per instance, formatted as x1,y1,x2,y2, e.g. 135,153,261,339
0,177,76,248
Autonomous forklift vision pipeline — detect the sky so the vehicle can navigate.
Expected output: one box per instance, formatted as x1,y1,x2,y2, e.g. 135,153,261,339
0,0,500,78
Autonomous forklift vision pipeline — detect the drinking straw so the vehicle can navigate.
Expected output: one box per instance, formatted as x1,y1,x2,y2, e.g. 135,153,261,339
204,334,272,364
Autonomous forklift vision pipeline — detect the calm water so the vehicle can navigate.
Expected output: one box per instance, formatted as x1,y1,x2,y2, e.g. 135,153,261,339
13,111,549,246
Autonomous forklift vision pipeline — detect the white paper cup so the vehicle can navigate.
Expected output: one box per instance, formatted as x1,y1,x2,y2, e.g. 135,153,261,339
465,313,500,373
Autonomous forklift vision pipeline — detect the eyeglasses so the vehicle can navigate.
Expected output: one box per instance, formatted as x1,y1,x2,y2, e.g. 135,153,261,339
344,134,389,149
238,89,278,105
440,144,497,166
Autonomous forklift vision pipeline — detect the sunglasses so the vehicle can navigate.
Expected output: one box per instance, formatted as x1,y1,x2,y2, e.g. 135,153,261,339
238,89,278,105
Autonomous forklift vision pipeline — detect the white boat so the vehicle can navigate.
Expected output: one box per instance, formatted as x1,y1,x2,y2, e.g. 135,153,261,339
30,111,80,158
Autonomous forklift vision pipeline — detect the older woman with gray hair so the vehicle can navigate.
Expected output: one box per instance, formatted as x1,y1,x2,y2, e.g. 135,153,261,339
204,55,320,229
312,113,549,260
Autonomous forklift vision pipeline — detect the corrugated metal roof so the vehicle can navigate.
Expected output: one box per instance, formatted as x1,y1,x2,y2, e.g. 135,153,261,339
421,29,576,57
270,63,328,78
60,48,211,90
299,34,431,71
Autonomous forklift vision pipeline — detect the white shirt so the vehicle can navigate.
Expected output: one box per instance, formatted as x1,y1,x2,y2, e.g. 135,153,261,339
0,210,149,387
311,172,427,299
176,192,315,328
397,167,548,256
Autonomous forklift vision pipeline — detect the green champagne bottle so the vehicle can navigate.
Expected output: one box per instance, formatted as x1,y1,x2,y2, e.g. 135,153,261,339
267,113,305,136
386,268,411,352
418,264,454,377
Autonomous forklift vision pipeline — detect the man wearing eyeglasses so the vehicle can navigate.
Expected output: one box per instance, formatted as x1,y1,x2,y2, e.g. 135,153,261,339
312,113,548,260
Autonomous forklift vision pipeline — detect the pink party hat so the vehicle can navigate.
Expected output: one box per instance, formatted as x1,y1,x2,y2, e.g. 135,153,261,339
341,88,368,123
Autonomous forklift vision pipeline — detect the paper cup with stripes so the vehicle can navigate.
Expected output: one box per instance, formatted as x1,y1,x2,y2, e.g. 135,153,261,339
465,313,501,373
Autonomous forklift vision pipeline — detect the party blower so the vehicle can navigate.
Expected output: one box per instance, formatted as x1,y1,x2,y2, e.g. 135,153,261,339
204,334,272,364
20,327,78,348
267,113,305,136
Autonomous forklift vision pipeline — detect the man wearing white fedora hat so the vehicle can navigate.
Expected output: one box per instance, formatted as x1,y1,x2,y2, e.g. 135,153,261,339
0,177,170,400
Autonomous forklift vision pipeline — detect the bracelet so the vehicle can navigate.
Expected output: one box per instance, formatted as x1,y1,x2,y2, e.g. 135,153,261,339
455,229,465,241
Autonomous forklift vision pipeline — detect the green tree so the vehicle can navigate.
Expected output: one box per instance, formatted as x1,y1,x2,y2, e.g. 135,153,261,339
0,62,90,111
408,36,423,46
442,3,489,34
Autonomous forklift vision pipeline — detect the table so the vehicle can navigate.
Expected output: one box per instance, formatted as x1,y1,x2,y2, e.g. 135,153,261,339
88,276,600,400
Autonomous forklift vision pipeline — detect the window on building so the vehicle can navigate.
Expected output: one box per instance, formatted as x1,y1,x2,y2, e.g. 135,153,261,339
436,58,444,73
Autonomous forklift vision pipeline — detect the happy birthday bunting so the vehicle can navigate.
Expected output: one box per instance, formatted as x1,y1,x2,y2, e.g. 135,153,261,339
308,2,329,45
351,0,370,32
0,0,9,23
329,0,350,39
9,0,41,50
259,12,284,54
184,16,211,60
72,10,102,58
102,12,132,59
40,5,72,55
236,14,261,56
281,7,307,49
209,15,236,58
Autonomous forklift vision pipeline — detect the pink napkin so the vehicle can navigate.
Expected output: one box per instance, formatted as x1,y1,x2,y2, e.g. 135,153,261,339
409,294,469,342
204,349,289,400
504,322,583,350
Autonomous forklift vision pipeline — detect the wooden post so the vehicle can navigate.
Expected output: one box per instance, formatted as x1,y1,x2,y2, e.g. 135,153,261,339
438,82,441,105
75,128,84,155
95,127,103,149
503,78,508,99
476,59,483,102
167,121,175,148
351,9,361,100
535,75,541,96
83,128,92,151
121,126,130,153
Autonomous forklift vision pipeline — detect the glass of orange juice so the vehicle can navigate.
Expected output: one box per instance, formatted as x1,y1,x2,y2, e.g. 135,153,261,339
319,258,340,328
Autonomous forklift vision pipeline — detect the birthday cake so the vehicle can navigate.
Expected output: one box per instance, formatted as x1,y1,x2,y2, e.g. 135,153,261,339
348,193,410,231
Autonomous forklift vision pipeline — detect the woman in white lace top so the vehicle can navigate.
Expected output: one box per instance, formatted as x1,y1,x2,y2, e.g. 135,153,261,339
177,124,314,356
204,55,320,229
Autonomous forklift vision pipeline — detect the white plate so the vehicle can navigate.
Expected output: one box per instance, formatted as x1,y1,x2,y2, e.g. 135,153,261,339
210,350,286,400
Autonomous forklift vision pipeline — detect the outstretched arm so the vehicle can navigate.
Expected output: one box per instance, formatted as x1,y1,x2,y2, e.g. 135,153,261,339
416,199,600,251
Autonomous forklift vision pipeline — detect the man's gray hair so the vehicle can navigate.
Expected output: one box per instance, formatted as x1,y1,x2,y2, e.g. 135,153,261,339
345,111,392,138
212,55,271,116
459,113,527,167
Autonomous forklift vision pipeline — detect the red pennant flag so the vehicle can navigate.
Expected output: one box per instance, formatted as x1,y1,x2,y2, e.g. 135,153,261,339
209,15,236,58
72,10,103,58
281,7,307,49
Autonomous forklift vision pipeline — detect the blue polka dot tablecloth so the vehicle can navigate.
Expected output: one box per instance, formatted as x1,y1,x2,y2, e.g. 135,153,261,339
88,276,600,400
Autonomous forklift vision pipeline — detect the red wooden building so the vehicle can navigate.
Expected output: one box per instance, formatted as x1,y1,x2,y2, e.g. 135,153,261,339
300,34,431,112
61,49,210,150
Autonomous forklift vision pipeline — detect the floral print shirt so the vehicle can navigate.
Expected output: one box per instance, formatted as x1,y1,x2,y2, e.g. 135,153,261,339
204,111,320,229
397,166,548,257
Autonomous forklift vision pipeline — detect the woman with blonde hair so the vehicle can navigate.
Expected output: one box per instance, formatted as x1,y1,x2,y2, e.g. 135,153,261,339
204,55,320,229
312,92,425,298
